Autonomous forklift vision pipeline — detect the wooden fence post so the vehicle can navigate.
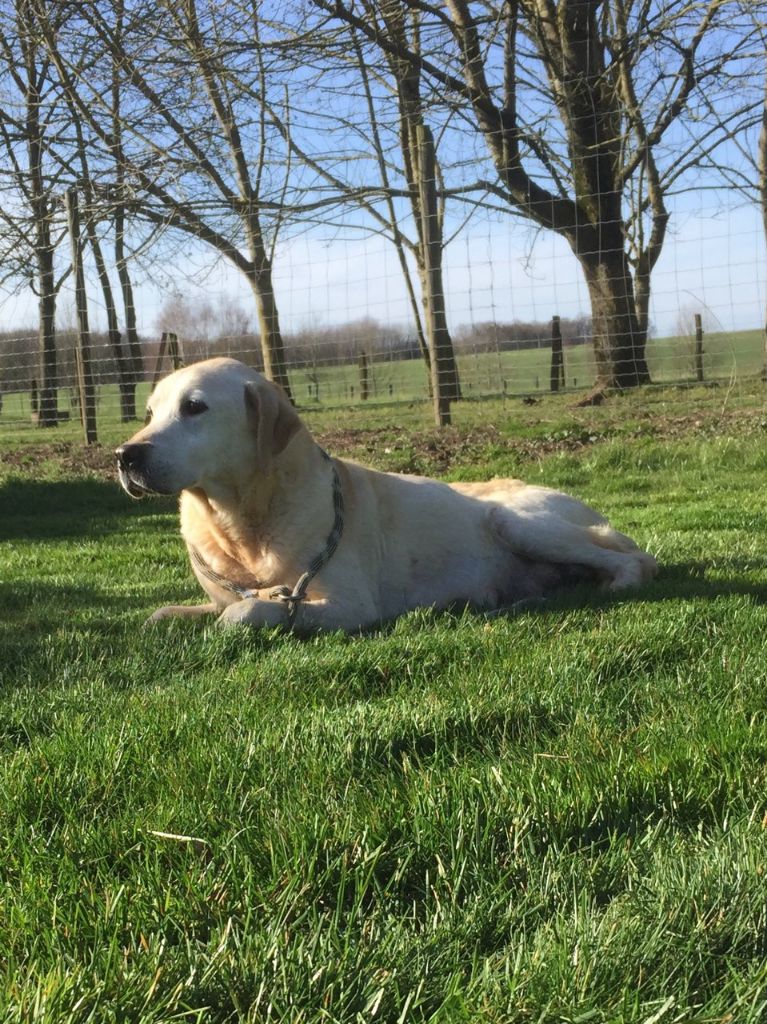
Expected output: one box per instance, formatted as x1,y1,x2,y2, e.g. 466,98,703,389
358,350,370,401
66,187,97,445
417,124,454,426
168,331,183,370
550,315,565,392
152,331,184,387
152,332,168,386
694,313,704,383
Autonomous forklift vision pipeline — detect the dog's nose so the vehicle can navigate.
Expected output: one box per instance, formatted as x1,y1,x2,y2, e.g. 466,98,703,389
115,442,150,471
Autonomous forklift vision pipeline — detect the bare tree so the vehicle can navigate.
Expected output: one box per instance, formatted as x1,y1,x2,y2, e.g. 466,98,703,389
693,5,766,376
613,0,761,352
56,74,138,420
1,0,148,424
37,0,294,397
351,6,461,408
7,0,758,416
0,0,71,425
110,0,144,408
218,5,463,414
734,15,767,376
314,0,762,392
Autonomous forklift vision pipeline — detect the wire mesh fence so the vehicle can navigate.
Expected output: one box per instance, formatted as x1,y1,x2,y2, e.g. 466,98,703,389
0,0,764,442
0,323,763,443
0,191,764,442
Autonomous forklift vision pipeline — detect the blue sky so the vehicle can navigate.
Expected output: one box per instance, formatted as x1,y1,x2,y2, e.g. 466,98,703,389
2,190,760,342
1,0,763,347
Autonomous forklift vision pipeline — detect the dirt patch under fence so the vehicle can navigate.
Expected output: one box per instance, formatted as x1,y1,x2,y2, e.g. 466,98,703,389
2,397,765,482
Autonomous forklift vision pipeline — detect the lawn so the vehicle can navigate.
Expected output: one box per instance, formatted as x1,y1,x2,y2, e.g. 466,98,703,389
1,381,767,1022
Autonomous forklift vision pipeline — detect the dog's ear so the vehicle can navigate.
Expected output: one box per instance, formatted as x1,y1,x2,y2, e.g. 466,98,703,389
244,379,301,471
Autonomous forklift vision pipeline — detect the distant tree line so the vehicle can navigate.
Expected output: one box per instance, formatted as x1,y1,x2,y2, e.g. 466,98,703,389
455,318,593,354
0,313,597,398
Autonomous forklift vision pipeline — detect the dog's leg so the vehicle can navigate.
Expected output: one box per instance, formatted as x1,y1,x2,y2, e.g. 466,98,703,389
490,506,656,591
145,603,219,624
216,593,378,634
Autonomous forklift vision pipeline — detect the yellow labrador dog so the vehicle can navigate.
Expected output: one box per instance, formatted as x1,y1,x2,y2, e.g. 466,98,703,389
117,357,656,632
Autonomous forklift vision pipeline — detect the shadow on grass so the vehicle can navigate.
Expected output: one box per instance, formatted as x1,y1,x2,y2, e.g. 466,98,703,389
0,476,175,540
0,579,196,644
483,561,767,625
358,563,767,642
638,559,767,603
345,703,567,776
0,577,176,614
3,475,766,632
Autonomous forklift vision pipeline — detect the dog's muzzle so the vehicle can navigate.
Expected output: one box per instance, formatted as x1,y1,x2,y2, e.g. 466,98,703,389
115,442,153,498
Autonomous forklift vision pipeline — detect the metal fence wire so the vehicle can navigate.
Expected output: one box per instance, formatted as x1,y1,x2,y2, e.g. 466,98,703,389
1,198,764,442
0,0,764,439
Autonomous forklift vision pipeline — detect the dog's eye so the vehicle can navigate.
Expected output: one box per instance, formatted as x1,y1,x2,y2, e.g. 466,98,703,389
181,397,208,417
144,407,153,425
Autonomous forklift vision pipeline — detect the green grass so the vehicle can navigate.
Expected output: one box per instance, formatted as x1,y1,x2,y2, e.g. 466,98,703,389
2,386,767,1021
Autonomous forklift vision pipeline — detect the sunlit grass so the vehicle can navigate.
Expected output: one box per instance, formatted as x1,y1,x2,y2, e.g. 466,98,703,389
1,394,767,1020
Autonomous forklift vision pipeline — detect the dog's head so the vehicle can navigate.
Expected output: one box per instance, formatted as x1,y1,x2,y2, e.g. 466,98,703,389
116,358,302,499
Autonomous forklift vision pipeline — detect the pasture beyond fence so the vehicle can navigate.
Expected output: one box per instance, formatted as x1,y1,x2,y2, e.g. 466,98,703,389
0,321,764,444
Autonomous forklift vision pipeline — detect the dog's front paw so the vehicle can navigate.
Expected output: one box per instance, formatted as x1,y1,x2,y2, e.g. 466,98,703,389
217,597,287,629
216,597,258,627
144,606,180,625
143,603,219,626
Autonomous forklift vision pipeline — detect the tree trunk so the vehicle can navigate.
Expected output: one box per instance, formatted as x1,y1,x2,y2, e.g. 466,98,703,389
24,15,58,428
81,186,136,421
633,263,651,364
416,228,461,410
36,242,58,427
759,64,767,381
418,258,461,407
66,187,98,444
415,124,461,413
550,315,564,392
580,247,650,390
114,209,143,402
112,0,143,412
247,270,292,401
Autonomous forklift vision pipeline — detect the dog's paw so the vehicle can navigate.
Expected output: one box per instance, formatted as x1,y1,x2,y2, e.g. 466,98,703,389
216,597,259,627
608,551,658,591
217,597,288,629
143,606,178,626
142,603,219,626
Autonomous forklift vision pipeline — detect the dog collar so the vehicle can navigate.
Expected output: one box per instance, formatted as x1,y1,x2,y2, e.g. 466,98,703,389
190,449,344,627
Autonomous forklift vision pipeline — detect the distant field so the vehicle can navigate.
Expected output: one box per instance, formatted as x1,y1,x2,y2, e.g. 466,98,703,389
0,328,762,443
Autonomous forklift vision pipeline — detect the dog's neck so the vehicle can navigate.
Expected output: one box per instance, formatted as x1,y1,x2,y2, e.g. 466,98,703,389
180,435,335,589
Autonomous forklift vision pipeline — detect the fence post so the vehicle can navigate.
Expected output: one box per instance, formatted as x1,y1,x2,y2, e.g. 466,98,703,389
417,124,452,426
66,187,97,445
359,350,370,401
167,331,184,370
152,332,168,386
153,331,185,387
550,315,565,392
694,313,704,383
